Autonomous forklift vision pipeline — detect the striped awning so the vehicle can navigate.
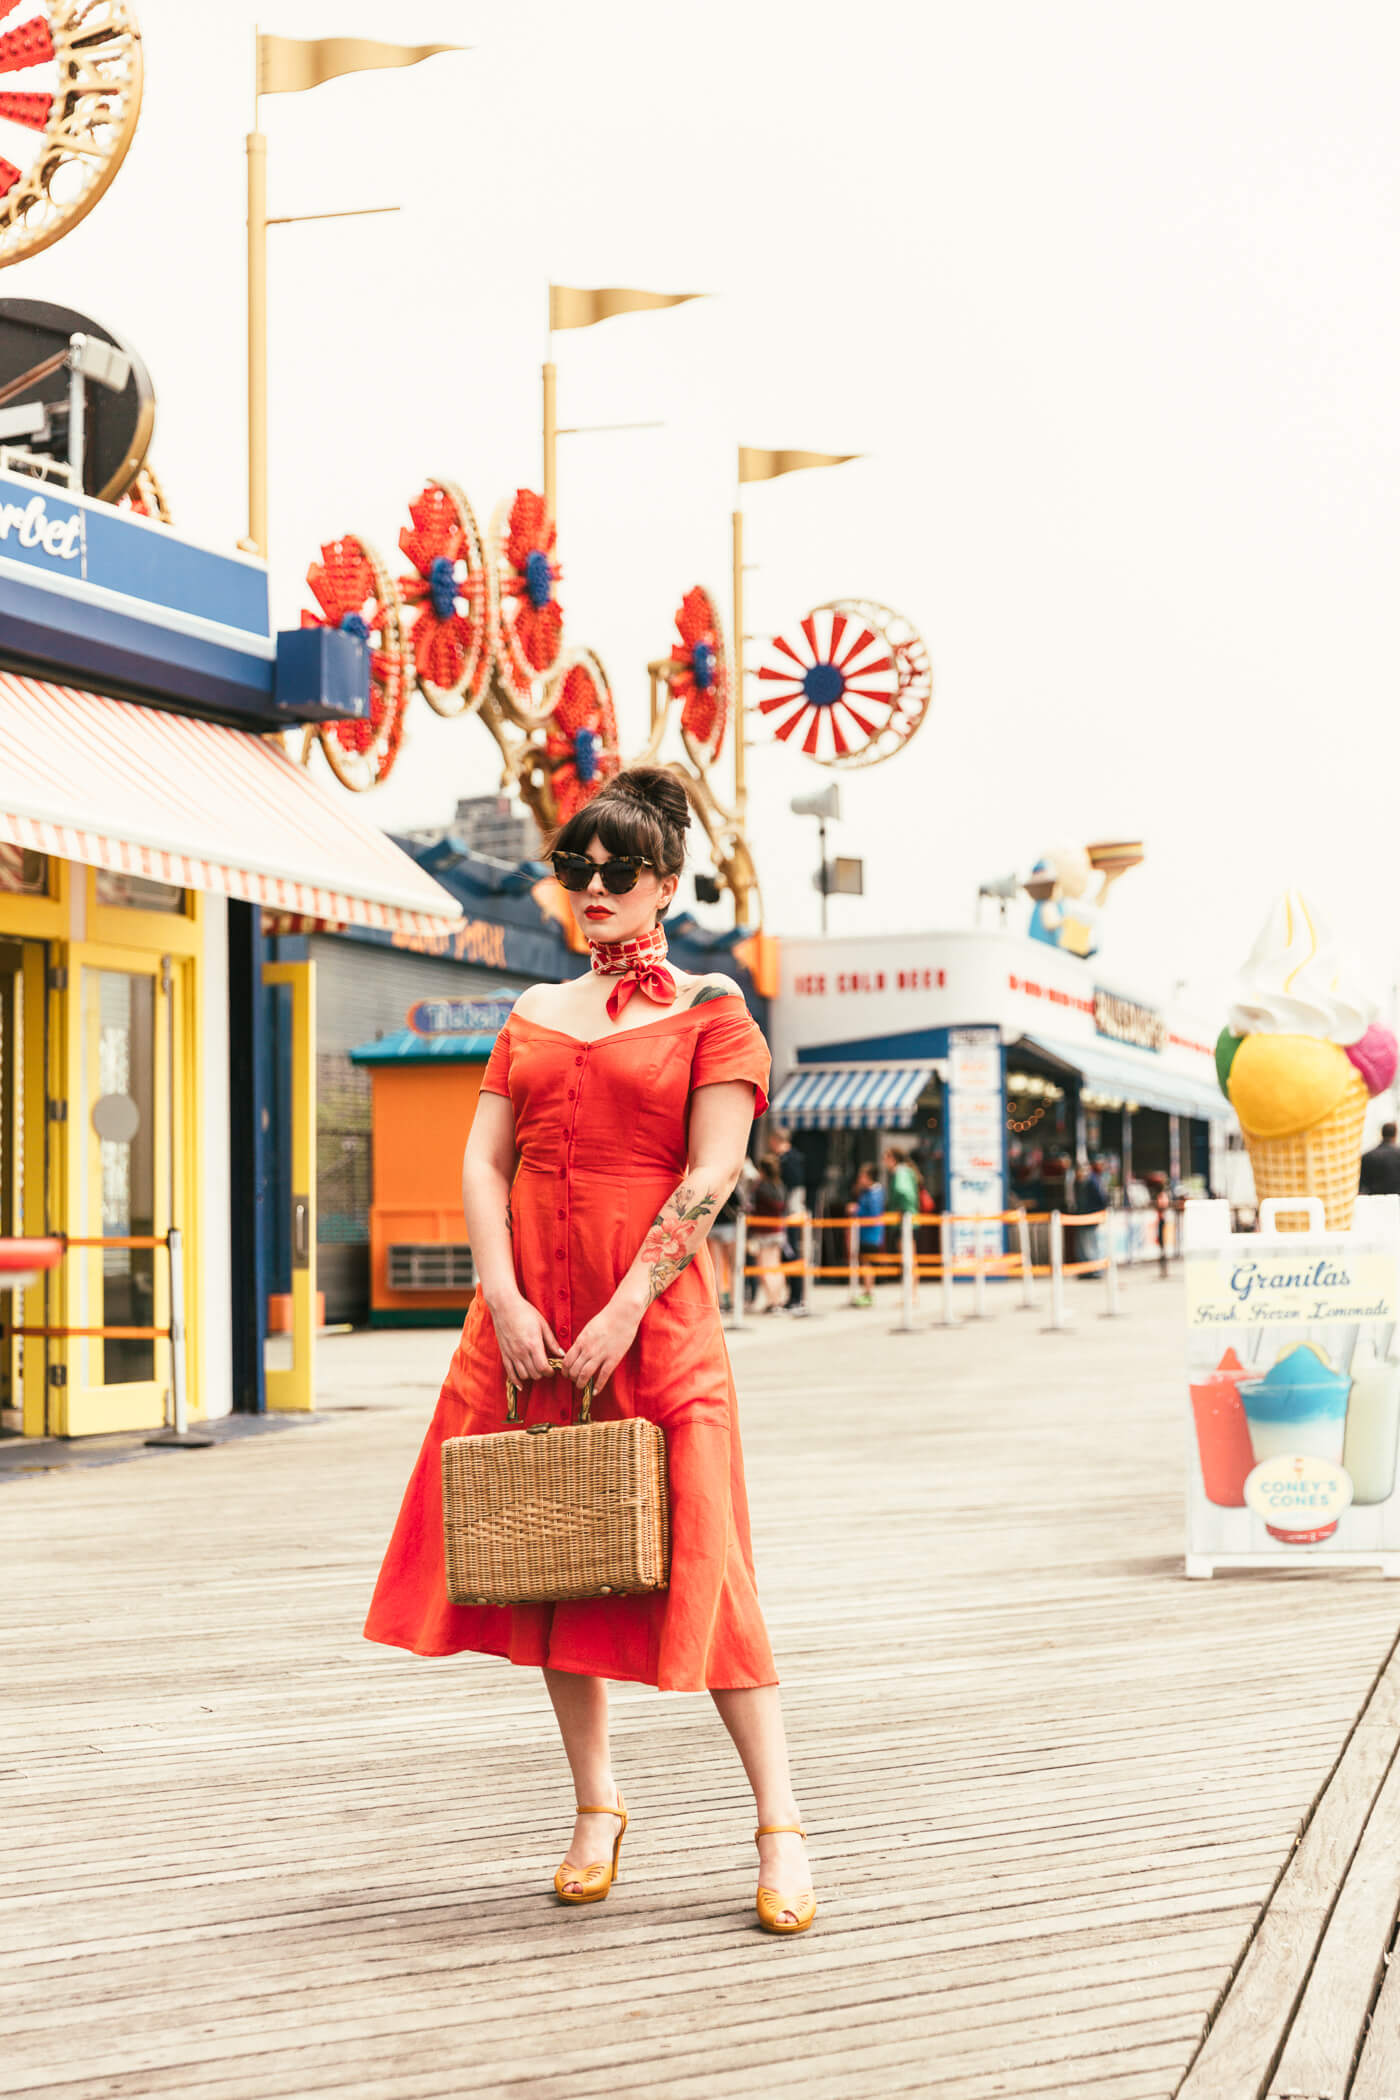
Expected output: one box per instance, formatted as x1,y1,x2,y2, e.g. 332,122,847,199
769,1064,933,1130
0,672,461,935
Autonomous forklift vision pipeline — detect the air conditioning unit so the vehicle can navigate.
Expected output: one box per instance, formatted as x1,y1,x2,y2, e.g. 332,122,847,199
387,1243,475,1293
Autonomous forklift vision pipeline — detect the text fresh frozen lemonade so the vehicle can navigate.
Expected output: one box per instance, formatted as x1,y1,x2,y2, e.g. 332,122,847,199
1240,1342,1351,1541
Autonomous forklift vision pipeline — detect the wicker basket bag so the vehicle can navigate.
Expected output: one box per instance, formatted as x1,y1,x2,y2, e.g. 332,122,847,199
441,1358,670,1607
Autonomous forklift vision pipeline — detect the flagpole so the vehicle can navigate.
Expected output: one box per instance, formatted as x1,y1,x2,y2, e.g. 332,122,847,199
731,502,751,924
245,37,268,556
542,355,557,518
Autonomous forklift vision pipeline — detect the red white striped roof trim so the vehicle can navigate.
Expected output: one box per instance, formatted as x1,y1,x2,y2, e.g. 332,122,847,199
0,672,461,936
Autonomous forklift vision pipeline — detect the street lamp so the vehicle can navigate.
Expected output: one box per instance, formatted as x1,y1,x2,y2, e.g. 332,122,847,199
791,782,845,935
977,873,1021,927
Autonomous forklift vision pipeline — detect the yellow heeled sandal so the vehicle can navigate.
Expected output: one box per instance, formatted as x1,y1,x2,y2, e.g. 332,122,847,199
754,1822,817,1935
553,1796,627,1905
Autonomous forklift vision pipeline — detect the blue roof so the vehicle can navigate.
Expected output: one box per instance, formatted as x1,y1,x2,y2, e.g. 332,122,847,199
349,1028,498,1065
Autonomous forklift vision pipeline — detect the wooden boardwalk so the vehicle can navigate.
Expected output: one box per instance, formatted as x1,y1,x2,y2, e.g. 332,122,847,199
6,1272,1400,2098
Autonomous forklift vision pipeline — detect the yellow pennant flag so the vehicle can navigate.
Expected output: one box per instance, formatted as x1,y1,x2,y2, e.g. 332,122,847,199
550,285,703,332
257,35,464,96
738,447,861,484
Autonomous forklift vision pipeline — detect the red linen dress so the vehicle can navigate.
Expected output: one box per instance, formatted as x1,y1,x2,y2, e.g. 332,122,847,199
363,995,778,1693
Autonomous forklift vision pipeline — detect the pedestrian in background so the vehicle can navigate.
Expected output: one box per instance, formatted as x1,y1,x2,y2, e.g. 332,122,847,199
1361,1121,1400,1196
750,1153,789,1312
883,1145,921,1299
1074,1154,1108,1271
772,1128,808,1311
711,1180,744,1312
847,1162,885,1306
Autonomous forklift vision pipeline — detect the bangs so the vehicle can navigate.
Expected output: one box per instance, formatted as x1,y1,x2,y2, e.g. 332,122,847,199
549,796,664,866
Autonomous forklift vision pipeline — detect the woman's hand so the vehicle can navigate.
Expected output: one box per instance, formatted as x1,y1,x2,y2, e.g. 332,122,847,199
487,1289,563,1388
561,1280,647,1397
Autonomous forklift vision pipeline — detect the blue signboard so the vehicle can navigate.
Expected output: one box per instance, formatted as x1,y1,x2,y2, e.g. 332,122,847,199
0,470,367,727
407,995,518,1038
0,471,269,632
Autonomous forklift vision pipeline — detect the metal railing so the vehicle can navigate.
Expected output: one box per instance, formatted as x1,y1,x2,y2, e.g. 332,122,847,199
8,1227,191,1435
723,1206,1138,1333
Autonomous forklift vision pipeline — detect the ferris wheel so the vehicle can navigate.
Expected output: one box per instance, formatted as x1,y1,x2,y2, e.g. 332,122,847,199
0,2,142,270
668,585,730,772
756,599,932,768
397,478,497,717
543,648,620,824
301,535,410,791
491,487,565,727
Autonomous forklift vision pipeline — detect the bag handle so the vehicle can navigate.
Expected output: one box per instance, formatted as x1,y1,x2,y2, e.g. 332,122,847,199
506,1354,595,1425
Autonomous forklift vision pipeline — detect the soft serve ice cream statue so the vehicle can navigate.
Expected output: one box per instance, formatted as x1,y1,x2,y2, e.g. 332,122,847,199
1215,892,1397,1232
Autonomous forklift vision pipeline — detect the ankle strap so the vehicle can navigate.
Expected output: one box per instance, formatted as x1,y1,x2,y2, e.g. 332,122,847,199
577,1802,625,1818
755,1823,807,1839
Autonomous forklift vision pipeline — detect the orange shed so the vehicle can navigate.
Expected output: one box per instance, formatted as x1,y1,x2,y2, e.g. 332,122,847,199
349,1025,499,1326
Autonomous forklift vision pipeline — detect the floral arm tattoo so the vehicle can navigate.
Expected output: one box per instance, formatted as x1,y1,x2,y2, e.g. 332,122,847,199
635,1178,719,1305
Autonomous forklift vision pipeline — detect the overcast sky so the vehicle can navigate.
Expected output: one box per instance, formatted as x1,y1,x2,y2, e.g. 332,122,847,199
18,2,1400,1020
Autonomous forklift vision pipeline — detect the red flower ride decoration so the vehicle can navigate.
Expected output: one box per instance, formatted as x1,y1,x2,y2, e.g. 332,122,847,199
492,488,564,725
669,585,730,770
397,478,496,717
757,601,932,769
301,535,410,791
544,649,620,824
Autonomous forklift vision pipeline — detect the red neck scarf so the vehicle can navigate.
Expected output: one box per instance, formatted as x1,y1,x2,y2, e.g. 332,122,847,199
589,928,678,1021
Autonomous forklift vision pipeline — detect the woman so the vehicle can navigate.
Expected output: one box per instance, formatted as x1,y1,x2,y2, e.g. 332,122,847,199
748,1154,789,1313
364,767,816,1935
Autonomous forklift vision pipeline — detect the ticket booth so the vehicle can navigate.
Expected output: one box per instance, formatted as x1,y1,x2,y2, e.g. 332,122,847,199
350,996,509,1326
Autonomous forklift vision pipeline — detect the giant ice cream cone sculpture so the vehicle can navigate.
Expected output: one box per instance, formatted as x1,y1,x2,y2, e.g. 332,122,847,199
1217,894,1397,1232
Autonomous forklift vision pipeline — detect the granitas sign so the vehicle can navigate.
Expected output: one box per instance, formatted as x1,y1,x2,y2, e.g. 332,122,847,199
1183,1197,1400,1575
1186,1249,1397,1327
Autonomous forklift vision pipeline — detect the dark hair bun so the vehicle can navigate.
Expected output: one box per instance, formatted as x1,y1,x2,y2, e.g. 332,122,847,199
605,766,691,836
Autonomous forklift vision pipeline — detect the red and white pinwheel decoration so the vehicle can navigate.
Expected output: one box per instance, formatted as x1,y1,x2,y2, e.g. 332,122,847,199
492,488,564,725
301,535,410,791
543,649,620,824
757,600,932,769
669,585,730,770
397,479,496,717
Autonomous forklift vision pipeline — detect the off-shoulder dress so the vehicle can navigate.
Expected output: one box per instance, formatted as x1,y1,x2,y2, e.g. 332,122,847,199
363,994,779,1693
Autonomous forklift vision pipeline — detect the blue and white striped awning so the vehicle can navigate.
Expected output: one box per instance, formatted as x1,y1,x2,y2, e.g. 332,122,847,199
769,1064,933,1131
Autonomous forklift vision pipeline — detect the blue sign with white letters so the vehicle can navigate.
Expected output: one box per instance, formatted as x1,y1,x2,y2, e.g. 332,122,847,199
0,470,366,727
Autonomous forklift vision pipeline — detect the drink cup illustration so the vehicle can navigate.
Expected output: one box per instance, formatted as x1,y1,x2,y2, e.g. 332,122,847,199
1189,1347,1255,1507
1240,1341,1352,1542
1342,1352,1400,1506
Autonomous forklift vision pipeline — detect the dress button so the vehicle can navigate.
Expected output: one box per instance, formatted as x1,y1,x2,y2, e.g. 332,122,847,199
575,1055,583,1067
556,1250,564,1261
567,1088,575,1100
557,1209,566,1221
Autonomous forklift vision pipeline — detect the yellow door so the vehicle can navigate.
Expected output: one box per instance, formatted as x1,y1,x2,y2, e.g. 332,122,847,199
263,959,316,1412
0,938,48,1436
57,945,179,1436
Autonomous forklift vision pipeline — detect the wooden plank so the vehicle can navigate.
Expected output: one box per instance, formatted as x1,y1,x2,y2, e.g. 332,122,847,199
1268,1727,1400,2098
5,1283,1400,2100
1348,1936,1400,2098
1175,1648,1400,2100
